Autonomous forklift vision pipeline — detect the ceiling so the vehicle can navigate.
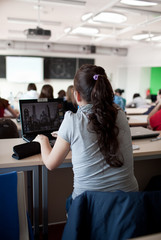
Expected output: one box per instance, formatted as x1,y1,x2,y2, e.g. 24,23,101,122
0,0,161,49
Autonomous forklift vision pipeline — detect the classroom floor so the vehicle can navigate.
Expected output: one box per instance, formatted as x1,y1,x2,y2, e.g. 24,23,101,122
39,223,66,240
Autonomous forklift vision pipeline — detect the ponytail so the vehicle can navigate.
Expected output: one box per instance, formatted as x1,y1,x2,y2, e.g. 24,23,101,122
74,64,123,167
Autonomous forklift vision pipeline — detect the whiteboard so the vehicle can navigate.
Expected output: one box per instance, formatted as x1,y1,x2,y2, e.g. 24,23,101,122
6,56,43,83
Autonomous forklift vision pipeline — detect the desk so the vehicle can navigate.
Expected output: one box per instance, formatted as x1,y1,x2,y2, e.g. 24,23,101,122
41,151,72,239
132,137,161,192
133,137,161,160
126,108,148,115
131,232,161,240
0,138,41,239
128,115,148,127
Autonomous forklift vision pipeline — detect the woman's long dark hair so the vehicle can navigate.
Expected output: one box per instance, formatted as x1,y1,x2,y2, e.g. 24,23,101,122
74,64,122,167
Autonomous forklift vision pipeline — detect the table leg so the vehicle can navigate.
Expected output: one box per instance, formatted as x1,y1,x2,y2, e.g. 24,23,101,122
32,166,39,239
42,165,48,239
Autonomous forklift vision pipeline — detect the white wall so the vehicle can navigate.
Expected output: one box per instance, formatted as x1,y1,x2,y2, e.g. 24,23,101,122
117,45,161,103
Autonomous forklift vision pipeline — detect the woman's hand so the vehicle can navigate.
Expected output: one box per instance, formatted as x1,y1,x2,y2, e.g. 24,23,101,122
51,131,58,138
34,134,48,144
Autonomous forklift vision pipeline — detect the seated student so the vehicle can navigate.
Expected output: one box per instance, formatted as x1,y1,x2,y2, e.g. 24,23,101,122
0,97,19,118
147,97,161,130
35,64,138,204
115,88,126,110
39,84,54,99
126,93,148,108
58,89,66,99
21,83,39,99
144,89,161,115
114,95,124,111
156,89,161,104
64,85,77,113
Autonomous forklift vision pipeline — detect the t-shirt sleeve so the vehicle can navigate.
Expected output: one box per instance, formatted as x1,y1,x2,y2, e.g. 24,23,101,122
58,111,73,143
149,109,161,130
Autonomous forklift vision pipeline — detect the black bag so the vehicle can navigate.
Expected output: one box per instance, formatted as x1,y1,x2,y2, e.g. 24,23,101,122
12,142,41,160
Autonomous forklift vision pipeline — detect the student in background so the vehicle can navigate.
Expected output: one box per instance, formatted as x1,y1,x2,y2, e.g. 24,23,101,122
114,88,126,111
115,89,126,109
0,97,19,118
58,90,66,99
143,89,161,115
113,94,124,111
64,85,77,113
126,93,148,108
39,84,54,99
156,89,161,104
21,83,39,99
35,64,138,204
147,93,161,130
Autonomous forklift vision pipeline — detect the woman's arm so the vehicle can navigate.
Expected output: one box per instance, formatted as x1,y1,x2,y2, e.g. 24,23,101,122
7,105,19,118
34,134,70,170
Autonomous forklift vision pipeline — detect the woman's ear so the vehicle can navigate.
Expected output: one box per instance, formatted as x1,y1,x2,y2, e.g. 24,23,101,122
74,90,82,103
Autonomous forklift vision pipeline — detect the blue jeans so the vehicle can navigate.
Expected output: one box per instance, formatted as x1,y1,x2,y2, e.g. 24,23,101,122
66,194,73,213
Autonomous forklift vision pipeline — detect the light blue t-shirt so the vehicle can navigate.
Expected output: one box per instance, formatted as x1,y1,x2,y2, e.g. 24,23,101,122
58,104,138,199
114,95,125,111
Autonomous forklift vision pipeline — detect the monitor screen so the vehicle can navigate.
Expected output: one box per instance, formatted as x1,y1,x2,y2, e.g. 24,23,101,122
19,98,64,134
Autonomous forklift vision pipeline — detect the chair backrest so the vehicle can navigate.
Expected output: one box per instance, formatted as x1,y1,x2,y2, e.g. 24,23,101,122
0,171,31,240
62,190,161,240
0,119,19,138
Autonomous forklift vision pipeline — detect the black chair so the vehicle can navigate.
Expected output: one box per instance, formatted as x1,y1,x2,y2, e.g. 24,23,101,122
0,118,19,138
62,190,161,240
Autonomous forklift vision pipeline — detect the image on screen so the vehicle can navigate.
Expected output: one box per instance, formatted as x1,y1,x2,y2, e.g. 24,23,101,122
21,101,63,134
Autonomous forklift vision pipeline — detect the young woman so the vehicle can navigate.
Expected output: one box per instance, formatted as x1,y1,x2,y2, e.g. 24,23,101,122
39,84,54,99
35,64,138,200
64,85,77,113
0,97,19,118
114,88,126,111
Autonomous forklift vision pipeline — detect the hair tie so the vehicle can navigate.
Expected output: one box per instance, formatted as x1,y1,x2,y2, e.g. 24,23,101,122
93,74,99,80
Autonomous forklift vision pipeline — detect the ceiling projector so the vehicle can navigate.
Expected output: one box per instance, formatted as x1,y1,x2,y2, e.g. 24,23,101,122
24,27,51,40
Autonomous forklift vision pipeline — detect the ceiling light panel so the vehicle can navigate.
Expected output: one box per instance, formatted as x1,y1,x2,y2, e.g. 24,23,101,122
64,27,72,33
81,12,93,21
120,0,158,7
150,35,161,41
92,12,127,24
132,33,154,40
71,27,99,36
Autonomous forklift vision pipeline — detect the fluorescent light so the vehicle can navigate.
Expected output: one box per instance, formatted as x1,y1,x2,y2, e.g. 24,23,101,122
150,35,161,41
71,27,99,36
81,12,93,21
120,0,157,7
132,33,154,40
93,12,127,24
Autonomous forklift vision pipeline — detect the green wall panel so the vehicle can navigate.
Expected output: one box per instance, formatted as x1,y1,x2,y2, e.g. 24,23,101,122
150,67,161,94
